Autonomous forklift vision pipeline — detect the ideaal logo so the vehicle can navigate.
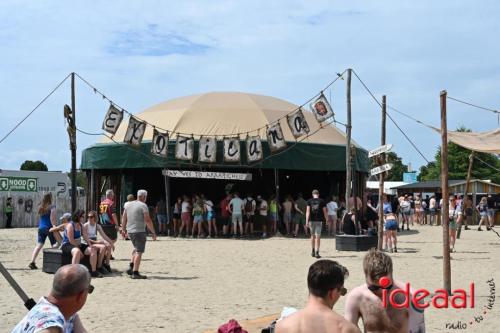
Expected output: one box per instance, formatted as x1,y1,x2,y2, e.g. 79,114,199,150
379,276,475,309
445,279,496,330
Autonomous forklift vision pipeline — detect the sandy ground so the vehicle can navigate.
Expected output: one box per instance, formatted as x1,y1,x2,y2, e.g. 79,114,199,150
1,225,499,332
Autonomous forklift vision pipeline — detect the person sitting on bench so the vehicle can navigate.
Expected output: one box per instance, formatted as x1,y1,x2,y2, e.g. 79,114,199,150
83,210,114,274
61,210,102,278
343,208,358,235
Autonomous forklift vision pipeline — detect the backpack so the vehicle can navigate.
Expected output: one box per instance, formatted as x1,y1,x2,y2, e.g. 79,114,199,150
245,199,254,213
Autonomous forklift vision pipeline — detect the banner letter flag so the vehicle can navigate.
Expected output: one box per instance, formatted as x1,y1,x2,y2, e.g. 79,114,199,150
266,123,287,152
223,137,241,163
151,129,169,157
123,116,146,145
198,136,217,163
246,136,263,162
287,108,310,138
102,104,124,135
310,93,334,123
175,135,194,160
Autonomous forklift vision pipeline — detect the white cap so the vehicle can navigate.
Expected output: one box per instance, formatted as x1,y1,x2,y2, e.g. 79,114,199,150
60,212,71,221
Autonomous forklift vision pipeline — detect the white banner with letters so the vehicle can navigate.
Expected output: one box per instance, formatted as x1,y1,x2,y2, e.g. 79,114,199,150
198,136,217,163
163,169,252,181
101,104,124,135
310,93,334,123
151,129,169,157
223,138,241,163
267,123,287,152
246,136,263,162
287,108,310,138
123,116,146,145
175,135,194,160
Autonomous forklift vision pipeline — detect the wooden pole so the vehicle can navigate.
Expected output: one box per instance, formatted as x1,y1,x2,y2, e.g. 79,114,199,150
440,90,451,293
345,68,352,211
70,73,77,213
378,95,387,250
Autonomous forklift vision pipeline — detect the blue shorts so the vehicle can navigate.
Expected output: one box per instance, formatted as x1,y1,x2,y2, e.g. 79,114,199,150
385,220,398,231
487,209,496,217
37,227,56,245
193,215,203,224
157,214,168,224
207,211,215,220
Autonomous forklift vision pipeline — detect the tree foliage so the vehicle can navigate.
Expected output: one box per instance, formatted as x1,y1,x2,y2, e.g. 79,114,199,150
418,127,500,183
20,160,48,171
369,151,409,181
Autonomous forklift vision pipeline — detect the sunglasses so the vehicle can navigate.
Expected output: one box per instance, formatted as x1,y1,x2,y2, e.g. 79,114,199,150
367,283,393,292
88,284,94,294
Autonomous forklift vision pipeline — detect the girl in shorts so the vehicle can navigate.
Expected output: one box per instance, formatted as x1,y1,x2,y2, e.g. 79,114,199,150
172,197,182,236
61,210,101,277
384,212,398,253
178,195,192,237
191,196,204,238
205,197,217,238
477,197,490,231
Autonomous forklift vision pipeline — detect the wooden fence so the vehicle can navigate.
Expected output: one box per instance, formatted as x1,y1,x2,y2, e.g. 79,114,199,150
0,193,86,228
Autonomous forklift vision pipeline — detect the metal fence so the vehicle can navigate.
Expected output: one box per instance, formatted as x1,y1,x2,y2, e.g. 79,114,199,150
0,193,86,228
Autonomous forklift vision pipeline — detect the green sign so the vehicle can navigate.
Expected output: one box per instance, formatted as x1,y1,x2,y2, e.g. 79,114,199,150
0,177,38,192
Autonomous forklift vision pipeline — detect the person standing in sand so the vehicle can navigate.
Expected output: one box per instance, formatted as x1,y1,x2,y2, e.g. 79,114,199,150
275,259,360,333
344,249,425,333
121,189,157,279
306,189,327,258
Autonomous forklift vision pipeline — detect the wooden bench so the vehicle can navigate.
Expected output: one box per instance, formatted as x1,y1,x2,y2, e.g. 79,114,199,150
335,234,378,251
42,248,90,274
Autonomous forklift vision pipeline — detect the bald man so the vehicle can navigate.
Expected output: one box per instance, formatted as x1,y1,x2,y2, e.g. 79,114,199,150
12,264,91,333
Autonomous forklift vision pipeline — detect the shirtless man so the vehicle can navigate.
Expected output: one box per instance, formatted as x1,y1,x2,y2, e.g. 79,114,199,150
276,259,360,333
345,249,425,333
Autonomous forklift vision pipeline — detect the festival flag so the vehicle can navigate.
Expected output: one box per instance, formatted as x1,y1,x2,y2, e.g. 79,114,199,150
198,136,217,163
246,136,263,162
123,116,146,145
151,129,169,157
267,123,287,152
287,108,310,138
175,135,194,160
310,93,334,123
101,104,123,135
223,137,240,163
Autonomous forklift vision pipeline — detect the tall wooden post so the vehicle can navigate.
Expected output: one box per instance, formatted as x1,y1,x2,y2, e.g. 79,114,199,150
440,90,451,293
345,68,352,211
377,95,387,250
70,73,77,213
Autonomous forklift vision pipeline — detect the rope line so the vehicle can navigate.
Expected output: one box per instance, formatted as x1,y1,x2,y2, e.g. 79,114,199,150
0,73,72,145
473,154,500,172
447,96,499,114
351,70,431,163
74,70,347,139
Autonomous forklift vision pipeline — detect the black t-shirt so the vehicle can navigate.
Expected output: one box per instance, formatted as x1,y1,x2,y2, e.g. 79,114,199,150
307,198,326,222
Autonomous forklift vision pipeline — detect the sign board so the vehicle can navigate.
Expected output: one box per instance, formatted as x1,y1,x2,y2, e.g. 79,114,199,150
162,170,252,181
0,177,38,192
370,163,393,176
403,172,418,183
368,144,393,158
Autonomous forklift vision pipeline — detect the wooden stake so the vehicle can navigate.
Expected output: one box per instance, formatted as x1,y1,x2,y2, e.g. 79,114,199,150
378,95,387,250
70,73,77,213
345,69,352,211
440,90,451,293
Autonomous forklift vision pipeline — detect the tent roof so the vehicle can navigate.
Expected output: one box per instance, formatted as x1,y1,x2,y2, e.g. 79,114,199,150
430,127,500,154
100,91,358,146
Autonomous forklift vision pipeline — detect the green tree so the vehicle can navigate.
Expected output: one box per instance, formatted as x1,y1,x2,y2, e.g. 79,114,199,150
418,127,500,183
20,160,48,171
369,151,409,181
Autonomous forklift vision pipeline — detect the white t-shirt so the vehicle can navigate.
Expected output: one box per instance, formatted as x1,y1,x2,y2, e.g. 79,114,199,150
181,201,190,213
259,200,268,216
327,201,338,215
205,200,214,212
229,197,243,215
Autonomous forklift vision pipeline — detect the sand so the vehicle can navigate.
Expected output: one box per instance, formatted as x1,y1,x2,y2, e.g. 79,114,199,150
1,225,499,332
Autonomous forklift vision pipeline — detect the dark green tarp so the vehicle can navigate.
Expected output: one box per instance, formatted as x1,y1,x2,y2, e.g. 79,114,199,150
81,141,369,172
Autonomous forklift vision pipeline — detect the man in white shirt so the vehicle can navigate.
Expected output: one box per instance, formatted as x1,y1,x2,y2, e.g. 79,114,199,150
228,192,244,238
327,197,339,236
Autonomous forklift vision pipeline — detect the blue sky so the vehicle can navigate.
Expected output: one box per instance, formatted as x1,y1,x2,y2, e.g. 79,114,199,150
0,1,498,173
